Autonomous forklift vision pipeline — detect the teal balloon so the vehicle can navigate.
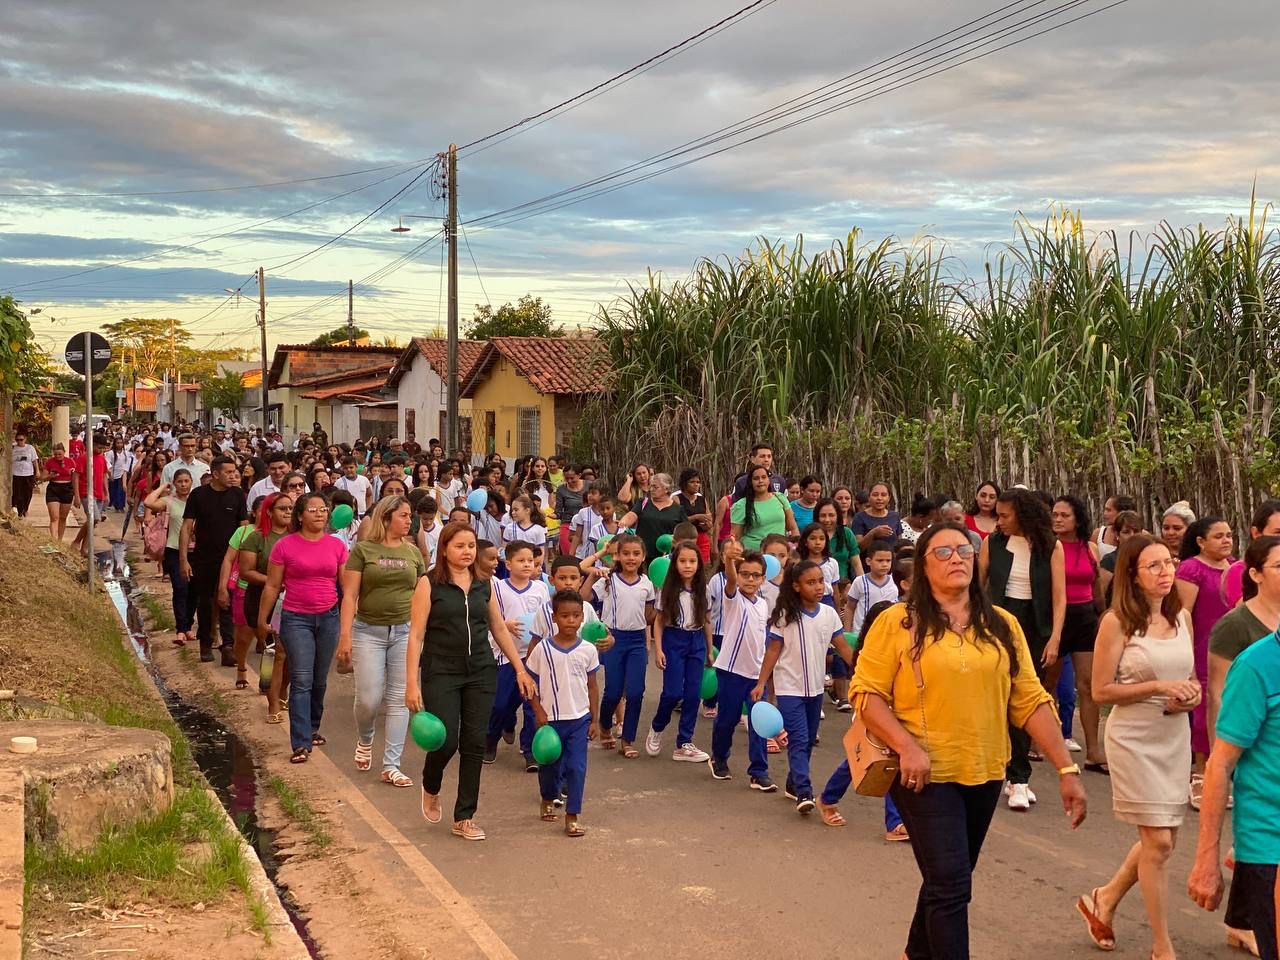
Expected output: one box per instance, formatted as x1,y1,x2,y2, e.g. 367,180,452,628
465,488,488,513
656,533,674,554
410,711,447,752
764,554,782,580
750,701,785,738
329,503,354,530
700,666,718,700
648,555,671,588
532,724,562,765
580,620,608,643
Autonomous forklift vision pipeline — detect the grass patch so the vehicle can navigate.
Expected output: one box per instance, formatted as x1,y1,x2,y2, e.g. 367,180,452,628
137,590,175,632
268,775,332,850
25,785,271,942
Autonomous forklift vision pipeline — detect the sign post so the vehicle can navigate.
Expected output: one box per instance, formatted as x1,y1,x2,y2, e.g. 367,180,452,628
65,332,112,591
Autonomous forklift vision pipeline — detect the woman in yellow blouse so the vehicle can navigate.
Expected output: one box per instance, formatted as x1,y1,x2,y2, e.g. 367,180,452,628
852,522,1087,960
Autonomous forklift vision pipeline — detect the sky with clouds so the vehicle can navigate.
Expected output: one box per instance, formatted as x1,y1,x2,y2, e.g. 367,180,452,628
2,0,1276,359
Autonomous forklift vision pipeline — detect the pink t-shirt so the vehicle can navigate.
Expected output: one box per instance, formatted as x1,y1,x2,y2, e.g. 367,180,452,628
269,533,348,614
1224,560,1245,609
1062,540,1096,605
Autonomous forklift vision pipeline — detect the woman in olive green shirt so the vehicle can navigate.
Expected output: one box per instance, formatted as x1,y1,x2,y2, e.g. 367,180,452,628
338,495,428,787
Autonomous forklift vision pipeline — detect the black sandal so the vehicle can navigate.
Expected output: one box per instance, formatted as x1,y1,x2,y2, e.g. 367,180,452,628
311,733,327,746
235,670,249,690
1084,762,1110,776
290,748,310,764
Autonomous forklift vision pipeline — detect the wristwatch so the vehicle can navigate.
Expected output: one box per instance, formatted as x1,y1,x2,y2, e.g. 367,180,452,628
1057,763,1081,777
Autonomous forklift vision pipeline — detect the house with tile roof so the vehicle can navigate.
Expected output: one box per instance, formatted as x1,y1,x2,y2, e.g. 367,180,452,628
267,344,402,442
460,335,611,460
387,337,487,452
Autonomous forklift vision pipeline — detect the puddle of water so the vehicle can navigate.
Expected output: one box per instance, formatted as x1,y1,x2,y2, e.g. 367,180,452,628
96,541,322,957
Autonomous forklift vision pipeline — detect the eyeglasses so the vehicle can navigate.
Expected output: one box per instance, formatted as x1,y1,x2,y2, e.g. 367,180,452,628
1140,558,1179,574
928,543,976,561
286,482,305,489
304,506,330,515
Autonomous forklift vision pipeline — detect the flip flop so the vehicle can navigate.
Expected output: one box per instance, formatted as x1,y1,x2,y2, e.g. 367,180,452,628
1084,762,1110,776
1076,888,1116,951
266,712,285,724
289,748,309,764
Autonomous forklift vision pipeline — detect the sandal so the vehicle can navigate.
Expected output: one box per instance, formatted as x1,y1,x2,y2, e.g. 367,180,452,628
172,635,186,647
311,733,327,746
600,738,617,751
354,740,373,771
1084,762,1110,776
235,670,249,690
767,737,781,754
266,711,285,724
565,819,586,838
1075,887,1116,951
618,743,639,759
540,801,559,822
816,801,846,827
290,747,310,764
381,768,413,788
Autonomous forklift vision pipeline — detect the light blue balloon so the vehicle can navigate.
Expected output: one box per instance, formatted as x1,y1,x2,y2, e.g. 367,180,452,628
750,701,784,738
465,488,488,513
764,553,782,581
515,611,536,638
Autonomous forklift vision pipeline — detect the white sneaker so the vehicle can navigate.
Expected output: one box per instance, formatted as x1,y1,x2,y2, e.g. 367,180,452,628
644,727,663,757
1007,783,1031,811
1065,737,1082,753
820,708,826,720
673,743,709,763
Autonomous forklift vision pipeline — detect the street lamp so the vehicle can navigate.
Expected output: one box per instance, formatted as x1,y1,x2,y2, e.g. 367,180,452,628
389,214,443,234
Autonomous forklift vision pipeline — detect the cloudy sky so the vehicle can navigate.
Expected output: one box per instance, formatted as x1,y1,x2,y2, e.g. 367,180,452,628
2,0,1276,358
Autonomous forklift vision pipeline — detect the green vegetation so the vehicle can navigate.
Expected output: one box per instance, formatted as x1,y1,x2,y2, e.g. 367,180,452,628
466,294,560,340
591,203,1280,522
268,775,332,850
137,589,175,632
25,785,271,942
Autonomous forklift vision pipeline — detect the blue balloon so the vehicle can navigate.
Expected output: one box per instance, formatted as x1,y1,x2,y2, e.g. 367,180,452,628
764,553,782,581
465,488,488,513
750,701,784,738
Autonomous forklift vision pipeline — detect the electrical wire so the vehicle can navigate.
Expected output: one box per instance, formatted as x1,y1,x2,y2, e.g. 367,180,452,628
459,222,490,307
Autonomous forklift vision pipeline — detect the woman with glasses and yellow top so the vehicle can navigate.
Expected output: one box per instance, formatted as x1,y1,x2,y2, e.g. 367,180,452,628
852,522,1086,960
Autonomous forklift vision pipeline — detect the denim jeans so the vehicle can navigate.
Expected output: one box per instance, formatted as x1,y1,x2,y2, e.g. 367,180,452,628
351,619,410,772
889,778,1003,960
162,547,192,633
280,606,340,752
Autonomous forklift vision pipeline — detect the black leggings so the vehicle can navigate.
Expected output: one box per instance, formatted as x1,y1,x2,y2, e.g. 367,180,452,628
1001,597,1047,784
420,656,497,822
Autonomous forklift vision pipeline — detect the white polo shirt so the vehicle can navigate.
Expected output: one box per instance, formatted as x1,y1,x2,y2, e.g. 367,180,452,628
767,604,844,698
335,473,373,514
531,597,599,642
525,637,600,722
713,588,770,679
706,570,727,638
493,578,551,663
592,572,654,632
849,574,899,637
655,587,702,630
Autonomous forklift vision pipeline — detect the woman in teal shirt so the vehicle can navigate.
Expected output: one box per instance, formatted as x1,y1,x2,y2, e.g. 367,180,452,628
730,465,797,549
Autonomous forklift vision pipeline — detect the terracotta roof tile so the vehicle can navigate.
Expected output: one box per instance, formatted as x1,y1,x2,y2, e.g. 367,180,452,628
388,338,487,388
268,344,402,388
462,336,612,397
301,375,390,401
290,362,394,388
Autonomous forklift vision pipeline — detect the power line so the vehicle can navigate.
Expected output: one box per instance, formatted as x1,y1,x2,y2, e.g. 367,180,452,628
459,223,490,307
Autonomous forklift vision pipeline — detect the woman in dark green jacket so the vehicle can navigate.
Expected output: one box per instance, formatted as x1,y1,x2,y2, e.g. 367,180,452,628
405,521,533,841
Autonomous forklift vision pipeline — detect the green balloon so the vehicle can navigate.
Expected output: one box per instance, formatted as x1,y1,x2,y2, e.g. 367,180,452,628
329,503,354,530
581,620,608,643
700,666,718,700
712,646,720,659
532,724,562,765
843,631,859,650
409,711,446,752
648,555,671,588
656,533,674,554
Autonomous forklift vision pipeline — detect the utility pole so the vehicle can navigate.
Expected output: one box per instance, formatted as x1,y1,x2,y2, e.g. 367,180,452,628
169,318,178,425
446,143,459,456
258,267,270,432
347,279,355,345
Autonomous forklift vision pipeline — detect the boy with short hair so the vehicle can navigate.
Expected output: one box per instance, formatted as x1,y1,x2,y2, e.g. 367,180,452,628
526,590,600,837
335,455,373,516
485,541,551,769
475,540,500,581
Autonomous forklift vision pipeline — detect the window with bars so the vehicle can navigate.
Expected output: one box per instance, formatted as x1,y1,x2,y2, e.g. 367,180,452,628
517,407,540,457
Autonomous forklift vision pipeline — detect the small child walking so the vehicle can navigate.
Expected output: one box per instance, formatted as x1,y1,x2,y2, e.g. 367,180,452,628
526,590,600,837
591,534,655,758
646,542,713,762
486,540,551,770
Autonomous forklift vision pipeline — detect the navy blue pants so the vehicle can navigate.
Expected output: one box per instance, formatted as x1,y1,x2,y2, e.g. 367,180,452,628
599,628,647,743
777,693,823,797
487,660,535,754
1056,657,1077,739
538,716,590,815
820,759,903,829
650,626,705,746
711,669,768,779
703,633,723,708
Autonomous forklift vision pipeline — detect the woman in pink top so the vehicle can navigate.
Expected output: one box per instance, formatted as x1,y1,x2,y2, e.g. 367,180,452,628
1174,515,1234,809
1050,495,1107,771
257,491,349,763
1223,500,1280,608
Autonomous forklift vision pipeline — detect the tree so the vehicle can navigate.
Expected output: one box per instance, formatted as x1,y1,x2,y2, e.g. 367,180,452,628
465,295,561,340
202,369,246,419
1,296,47,510
308,326,370,347
101,317,190,380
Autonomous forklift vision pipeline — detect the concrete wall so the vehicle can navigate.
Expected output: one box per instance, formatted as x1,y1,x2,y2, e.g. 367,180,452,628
395,355,445,445
469,358,557,459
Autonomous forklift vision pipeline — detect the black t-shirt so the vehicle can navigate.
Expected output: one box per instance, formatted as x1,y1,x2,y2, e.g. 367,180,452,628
184,484,248,567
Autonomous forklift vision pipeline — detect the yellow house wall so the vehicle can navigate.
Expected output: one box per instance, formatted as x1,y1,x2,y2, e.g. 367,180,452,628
469,358,557,459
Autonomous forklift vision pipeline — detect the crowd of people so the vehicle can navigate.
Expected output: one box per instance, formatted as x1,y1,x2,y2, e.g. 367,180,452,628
13,420,1280,960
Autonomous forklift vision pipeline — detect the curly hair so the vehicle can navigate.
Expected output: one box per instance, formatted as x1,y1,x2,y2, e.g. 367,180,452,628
997,488,1055,557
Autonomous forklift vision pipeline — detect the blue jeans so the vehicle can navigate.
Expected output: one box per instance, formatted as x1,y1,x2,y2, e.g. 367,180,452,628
162,547,192,634
650,626,705,746
537,716,591,815
488,661,536,754
1056,658,1077,739
710,669,769,779
280,606,340,752
776,694,822,797
108,477,127,511
351,619,409,772
598,629,647,743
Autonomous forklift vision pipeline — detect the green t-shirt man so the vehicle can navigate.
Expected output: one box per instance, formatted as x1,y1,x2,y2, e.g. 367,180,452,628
345,541,425,625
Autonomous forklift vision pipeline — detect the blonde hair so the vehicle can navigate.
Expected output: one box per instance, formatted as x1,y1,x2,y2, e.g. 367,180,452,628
365,495,410,544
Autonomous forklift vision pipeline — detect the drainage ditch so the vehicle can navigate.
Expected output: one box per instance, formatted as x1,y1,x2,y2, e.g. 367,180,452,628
96,543,322,957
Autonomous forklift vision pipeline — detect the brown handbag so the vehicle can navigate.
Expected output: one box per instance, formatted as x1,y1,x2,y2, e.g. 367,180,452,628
842,655,925,797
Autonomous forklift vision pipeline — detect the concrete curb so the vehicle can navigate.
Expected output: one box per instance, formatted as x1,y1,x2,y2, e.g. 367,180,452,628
0,770,22,960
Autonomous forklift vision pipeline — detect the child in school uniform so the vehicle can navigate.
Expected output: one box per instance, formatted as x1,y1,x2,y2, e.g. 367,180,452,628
485,540,551,770
848,539,898,637
646,542,713,762
797,523,840,608
504,495,549,570
708,540,774,790
753,560,844,814
590,534,655,758
526,590,601,838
